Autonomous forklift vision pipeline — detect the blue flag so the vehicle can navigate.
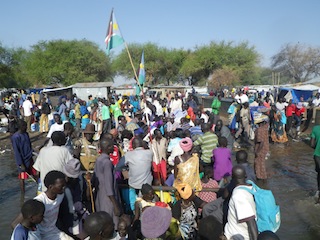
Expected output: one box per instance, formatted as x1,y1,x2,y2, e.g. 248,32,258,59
138,50,146,85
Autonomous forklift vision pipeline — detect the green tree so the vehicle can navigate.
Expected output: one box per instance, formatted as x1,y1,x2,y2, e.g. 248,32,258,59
158,48,188,85
272,43,320,83
0,42,14,88
10,47,31,88
112,42,188,85
0,43,29,88
22,39,113,86
180,41,260,86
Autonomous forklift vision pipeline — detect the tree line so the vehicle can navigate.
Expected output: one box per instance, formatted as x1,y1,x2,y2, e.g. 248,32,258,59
1,39,320,89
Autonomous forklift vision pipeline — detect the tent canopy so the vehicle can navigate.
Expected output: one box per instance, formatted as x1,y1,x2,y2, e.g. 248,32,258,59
278,84,319,103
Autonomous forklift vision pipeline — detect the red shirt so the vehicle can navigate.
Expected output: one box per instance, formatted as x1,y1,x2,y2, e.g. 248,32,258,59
295,107,305,117
187,107,196,121
109,145,119,166
286,104,295,117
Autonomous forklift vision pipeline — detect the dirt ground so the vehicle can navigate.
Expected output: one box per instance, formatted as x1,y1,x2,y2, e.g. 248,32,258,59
0,131,46,153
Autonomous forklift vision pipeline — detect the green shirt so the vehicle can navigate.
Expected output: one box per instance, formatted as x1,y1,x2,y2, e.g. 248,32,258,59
311,125,320,157
110,102,123,119
194,131,218,163
211,98,221,115
101,105,110,120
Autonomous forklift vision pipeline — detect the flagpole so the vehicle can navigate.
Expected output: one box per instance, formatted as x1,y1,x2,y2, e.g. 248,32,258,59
123,42,144,93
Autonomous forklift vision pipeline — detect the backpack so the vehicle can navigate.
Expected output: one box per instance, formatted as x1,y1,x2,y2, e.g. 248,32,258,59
239,180,281,233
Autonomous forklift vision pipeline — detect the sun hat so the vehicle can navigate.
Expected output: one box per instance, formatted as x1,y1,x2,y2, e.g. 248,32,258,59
63,158,81,178
175,182,193,200
179,137,193,152
141,206,172,238
83,123,95,133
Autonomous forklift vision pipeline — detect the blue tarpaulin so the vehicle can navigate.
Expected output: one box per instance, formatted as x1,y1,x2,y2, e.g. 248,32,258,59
278,86,317,103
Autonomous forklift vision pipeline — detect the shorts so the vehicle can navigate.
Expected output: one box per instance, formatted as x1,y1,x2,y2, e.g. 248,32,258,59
18,160,37,180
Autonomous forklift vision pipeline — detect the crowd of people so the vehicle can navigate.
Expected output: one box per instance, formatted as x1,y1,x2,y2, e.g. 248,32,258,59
7,87,320,240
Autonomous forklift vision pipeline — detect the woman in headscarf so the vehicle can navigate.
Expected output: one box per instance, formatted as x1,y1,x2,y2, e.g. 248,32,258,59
173,137,202,192
171,183,206,239
271,107,288,143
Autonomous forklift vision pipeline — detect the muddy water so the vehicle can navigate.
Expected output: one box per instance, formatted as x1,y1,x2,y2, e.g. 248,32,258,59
1,138,320,239
261,141,320,239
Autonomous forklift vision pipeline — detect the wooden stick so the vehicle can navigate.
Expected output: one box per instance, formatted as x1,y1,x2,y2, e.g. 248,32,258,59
87,179,95,213
124,42,143,93
26,172,37,183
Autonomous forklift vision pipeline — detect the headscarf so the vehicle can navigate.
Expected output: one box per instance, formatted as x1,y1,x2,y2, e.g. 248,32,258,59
179,137,193,152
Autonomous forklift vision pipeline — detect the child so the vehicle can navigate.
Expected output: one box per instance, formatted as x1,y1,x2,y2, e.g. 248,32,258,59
132,184,159,225
12,171,72,240
115,215,131,239
199,166,219,203
236,150,256,182
212,137,233,187
11,199,45,240
153,178,172,205
11,119,36,193
131,184,159,239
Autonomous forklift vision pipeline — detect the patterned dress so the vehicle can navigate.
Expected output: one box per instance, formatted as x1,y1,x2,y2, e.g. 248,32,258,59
173,154,202,192
271,111,288,143
254,123,269,179
199,179,219,203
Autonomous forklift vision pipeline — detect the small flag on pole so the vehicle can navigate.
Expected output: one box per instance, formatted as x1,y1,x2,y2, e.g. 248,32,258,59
138,50,146,85
105,9,124,54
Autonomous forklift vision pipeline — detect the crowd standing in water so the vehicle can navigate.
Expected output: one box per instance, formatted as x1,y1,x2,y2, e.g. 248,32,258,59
4,87,320,240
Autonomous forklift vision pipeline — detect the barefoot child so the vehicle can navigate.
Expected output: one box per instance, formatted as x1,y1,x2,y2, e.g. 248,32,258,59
11,119,36,193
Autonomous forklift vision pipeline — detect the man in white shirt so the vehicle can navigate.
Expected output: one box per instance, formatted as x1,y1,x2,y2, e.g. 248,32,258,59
153,97,163,117
40,114,66,149
239,91,249,104
22,96,33,132
275,98,288,114
170,95,182,113
235,91,249,104
312,93,320,123
124,137,153,211
224,165,258,240
33,131,73,192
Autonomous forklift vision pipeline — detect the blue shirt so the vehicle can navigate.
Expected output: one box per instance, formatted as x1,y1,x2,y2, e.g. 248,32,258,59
11,224,29,240
58,103,67,117
11,132,33,169
130,99,140,113
189,126,203,137
80,105,89,116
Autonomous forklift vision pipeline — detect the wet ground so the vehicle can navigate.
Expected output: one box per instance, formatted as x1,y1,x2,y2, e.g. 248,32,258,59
0,133,320,239
261,140,320,239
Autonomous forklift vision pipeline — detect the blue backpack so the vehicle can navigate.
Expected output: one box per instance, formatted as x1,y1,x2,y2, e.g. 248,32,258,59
239,180,281,233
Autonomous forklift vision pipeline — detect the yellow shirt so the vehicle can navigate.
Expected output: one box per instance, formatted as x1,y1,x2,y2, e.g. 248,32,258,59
155,191,172,204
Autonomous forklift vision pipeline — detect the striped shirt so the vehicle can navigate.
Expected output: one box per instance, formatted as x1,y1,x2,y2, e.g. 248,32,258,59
189,126,203,137
194,131,218,163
